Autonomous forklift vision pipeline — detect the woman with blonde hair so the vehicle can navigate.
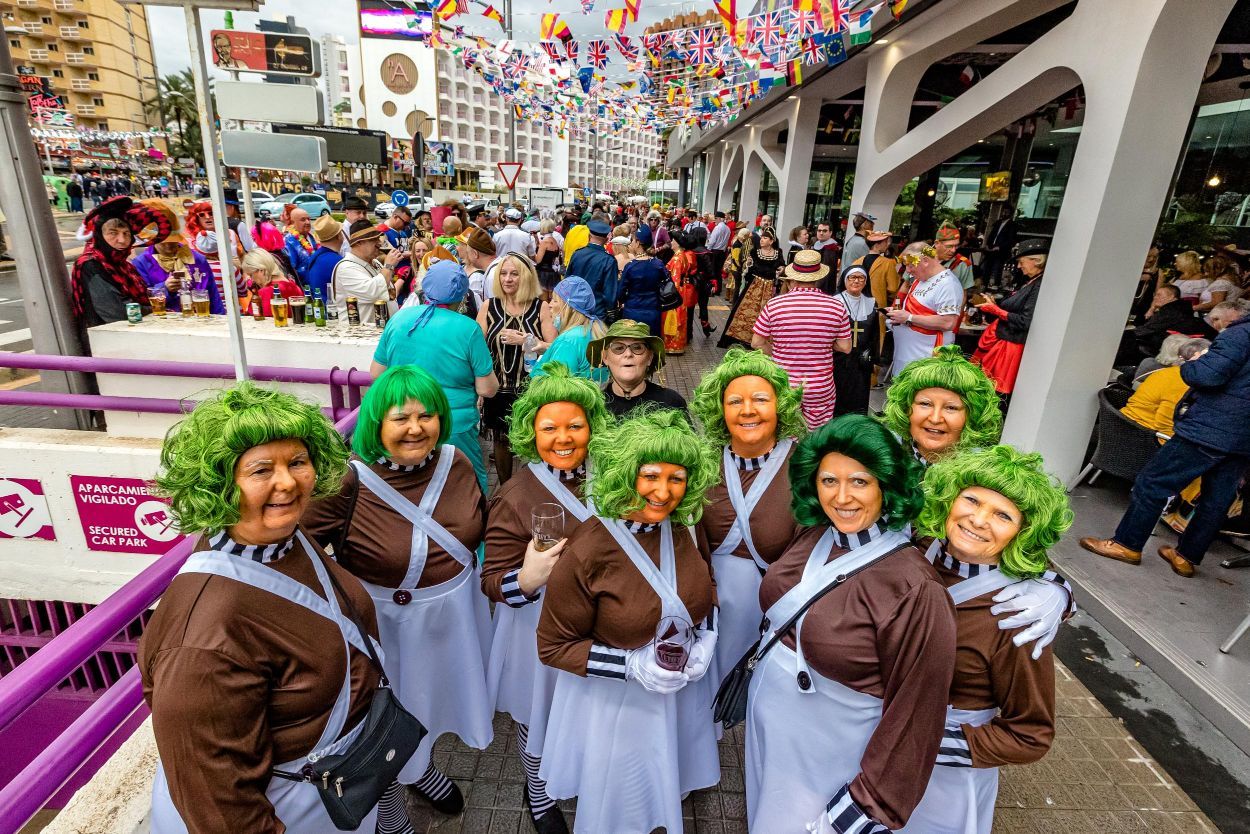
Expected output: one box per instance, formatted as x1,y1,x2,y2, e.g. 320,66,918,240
531,276,608,382
240,248,304,317
1172,250,1207,303
1196,252,1240,312
612,224,635,274
477,253,558,482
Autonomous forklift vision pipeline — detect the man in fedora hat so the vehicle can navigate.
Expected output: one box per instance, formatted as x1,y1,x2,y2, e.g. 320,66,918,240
330,220,402,325
587,319,688,419
307,214,346,304
886,241,965,376
343,195,370,229
751,250,852,428
567,219,619,320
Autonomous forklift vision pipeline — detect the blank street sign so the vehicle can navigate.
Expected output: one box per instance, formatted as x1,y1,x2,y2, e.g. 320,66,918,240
221,131,328,173
215,80,325,125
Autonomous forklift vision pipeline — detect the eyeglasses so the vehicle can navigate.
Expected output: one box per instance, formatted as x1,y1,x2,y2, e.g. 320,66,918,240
607,341,649,356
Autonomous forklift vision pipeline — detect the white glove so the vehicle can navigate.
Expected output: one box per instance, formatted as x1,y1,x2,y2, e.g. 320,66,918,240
625,647,689,694
683,629,718,682
990,578,1068,660
805,812,835,833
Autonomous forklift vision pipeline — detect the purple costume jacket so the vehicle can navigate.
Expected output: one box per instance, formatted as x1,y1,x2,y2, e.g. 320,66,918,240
132,248,225,314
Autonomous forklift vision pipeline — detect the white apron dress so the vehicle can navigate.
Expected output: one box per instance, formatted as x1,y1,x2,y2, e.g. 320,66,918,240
538,518,721,834
708,439,793,692
152,533,381,833
900,558,1015,834
487,462,594,753
744,529,910,833
349,447,493,783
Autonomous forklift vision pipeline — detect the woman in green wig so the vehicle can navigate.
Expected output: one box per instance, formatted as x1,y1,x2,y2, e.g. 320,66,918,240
901,445,1072,834
535,409,722,834
303,365,492,823
140,383,386,833
481,362,611,834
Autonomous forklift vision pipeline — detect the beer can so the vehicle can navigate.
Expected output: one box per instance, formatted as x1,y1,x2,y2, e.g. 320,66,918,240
126,302,142,324
346,296,360,327
373,301,388,328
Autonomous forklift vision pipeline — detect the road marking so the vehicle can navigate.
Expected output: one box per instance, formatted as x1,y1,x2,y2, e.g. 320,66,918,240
0,373,39,391
0,328,32,347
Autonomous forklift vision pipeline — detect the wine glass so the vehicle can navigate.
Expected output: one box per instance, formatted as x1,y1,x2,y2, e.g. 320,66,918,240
653,615,693,672
531,503,565,552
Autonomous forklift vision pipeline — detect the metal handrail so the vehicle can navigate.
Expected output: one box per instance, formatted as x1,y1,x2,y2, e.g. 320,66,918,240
0,406,360,832
0,389,344,420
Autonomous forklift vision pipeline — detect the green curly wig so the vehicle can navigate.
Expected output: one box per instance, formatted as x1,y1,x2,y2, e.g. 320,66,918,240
588,406,720,526
789,414,925,530
690,346,807,449
881,345,1002,452
154,382,350,534
354,365,452,463
508,362,612,463
915,445,1073,579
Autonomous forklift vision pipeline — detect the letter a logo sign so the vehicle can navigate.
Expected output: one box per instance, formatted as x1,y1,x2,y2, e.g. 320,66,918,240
497,161,523,189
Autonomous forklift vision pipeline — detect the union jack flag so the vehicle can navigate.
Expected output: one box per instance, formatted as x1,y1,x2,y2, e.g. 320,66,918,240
565,39,579,63
539,40,562,62
791,7,821,36
751,9,788,50
687,27,718,64
588,38,610,69
580,0,595,12
801,37,824,64
614,34,639,61
506,51,530,77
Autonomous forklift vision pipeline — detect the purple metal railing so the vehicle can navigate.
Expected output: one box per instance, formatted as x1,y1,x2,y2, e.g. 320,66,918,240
0,352,374,424
0,407,360,833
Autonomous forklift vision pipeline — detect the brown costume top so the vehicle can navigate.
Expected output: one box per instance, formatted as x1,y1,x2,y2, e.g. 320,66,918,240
698,443,799,564
302,450,485,589
758,524,957,831
481,463,586,603
537,516,716,674
139,531,380,834
934,554,1056,768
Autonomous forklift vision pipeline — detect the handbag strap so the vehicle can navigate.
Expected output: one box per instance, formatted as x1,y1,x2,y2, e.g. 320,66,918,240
316,549,390,687
751,541,910,666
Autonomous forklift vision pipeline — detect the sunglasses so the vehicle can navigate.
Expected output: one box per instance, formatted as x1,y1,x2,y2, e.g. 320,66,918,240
607,341,650,356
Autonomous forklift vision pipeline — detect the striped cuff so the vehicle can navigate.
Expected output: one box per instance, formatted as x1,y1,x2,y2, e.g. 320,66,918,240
499,568,540,608
586,643,628,680
700,605,718,632
1042,569,1077,617
935,726,974,768
825,783,891,834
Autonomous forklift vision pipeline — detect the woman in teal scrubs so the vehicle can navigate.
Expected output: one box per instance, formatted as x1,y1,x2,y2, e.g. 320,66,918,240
531,275,609,383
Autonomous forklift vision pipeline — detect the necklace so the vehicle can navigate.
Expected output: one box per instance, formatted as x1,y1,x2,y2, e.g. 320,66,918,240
612,378,647,398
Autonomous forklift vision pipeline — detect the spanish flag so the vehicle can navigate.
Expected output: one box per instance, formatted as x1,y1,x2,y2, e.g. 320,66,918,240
540,13,573,44
434,0,459,21
482,4,504,27
604,7,630,33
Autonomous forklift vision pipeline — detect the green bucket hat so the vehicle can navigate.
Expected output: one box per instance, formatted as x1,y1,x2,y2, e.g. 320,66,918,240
586,319,667,375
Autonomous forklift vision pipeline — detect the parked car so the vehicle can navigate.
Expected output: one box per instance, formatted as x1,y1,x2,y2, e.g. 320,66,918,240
375,195,429,219
257,192,332,219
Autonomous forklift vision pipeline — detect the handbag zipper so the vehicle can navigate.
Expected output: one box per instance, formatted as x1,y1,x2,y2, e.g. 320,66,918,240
335,777,345,797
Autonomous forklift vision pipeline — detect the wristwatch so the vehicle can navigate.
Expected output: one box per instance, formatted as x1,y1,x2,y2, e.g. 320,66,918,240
906,313,913,325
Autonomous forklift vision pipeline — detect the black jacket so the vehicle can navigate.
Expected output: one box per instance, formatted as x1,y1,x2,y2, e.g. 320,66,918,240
1134,299,1210,358
995,278,1041,344
1177,317,1250,454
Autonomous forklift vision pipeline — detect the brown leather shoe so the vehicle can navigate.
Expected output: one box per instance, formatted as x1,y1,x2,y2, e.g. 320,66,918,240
1079,537,1142,565
1158,545,1196,577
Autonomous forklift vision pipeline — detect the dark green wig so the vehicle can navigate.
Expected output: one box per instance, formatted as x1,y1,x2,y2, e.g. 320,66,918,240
354,365,452,463
588,406,720,526
508,362,611,463
881,345,1002,451
154,382,350,534
916,445,1073,579
789,414,924,530
690,346,806,449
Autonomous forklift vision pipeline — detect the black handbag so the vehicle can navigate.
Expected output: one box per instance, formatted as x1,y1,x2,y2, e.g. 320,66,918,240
658,273,683,311
272,557,428,830
712,544,907,728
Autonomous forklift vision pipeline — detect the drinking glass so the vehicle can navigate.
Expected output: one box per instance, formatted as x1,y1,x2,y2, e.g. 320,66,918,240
531,503,565,552
289,296,307,325
191,289,210,318
272,296,289,327
653,616,693,672
147,287,167,316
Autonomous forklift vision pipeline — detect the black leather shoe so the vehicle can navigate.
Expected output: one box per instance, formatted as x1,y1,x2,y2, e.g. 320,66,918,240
405,780,465,815
525,784,570,833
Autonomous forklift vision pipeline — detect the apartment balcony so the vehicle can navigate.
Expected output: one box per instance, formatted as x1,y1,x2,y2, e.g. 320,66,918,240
26,48,57,63
65,51,93,66
75,103,96,116
59,25,87,40
21,22,44,36
16,0,40,8
53,0,89,17
70,78,94,92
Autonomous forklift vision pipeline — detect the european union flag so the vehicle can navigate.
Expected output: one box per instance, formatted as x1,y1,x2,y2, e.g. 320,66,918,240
824,35,848,66
578,66,595,93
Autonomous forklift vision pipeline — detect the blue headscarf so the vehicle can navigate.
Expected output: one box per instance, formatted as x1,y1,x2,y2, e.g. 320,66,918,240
410,259,469,332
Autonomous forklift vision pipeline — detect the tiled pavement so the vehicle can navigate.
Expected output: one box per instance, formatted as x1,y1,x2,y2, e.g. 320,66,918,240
416,300,1220,833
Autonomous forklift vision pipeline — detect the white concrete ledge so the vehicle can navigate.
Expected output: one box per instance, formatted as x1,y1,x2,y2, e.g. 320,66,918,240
40,718,156,834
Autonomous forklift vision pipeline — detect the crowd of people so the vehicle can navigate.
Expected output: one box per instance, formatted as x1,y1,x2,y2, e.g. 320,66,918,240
59,188,1250,832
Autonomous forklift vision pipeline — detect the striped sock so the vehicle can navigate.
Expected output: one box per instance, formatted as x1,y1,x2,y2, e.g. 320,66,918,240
412,761,455,801
375,782,414,834
515,722,557,818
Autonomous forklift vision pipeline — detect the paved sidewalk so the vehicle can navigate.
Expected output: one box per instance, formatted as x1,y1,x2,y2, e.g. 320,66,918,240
419,301,1221,833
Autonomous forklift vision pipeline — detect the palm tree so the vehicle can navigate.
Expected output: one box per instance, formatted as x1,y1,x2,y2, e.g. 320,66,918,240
145,70,203,168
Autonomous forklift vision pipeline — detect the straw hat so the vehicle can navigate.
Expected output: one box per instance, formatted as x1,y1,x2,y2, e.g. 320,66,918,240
783,249,830,283
313,214,343,245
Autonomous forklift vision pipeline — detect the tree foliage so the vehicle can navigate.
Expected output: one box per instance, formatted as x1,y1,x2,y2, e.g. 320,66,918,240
144,70,203,169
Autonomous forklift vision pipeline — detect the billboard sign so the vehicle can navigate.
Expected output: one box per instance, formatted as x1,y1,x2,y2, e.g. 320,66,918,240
272,123,390,169
209,30,318,77
359,0,433,40
423,140,454,178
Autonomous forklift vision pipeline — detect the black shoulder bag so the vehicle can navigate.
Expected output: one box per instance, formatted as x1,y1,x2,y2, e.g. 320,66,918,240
271,554,427,830
712,543,908,729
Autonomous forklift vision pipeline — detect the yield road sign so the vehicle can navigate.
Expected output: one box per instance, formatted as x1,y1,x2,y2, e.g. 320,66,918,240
391,189,410,208
497,161,523,190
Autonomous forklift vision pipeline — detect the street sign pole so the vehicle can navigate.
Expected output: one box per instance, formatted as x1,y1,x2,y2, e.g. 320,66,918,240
185,0,249,382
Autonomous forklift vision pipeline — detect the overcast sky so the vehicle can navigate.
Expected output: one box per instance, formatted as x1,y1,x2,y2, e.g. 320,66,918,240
148,0,703,77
